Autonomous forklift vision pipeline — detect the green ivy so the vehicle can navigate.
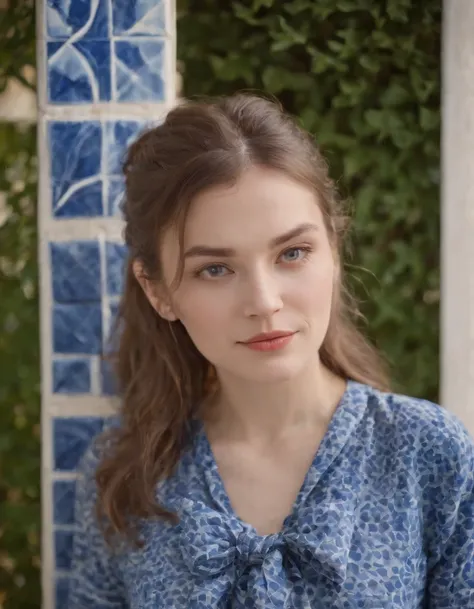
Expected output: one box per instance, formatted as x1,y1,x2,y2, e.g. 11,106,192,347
0,119,40,608
0,3,40,609
178,0,441,401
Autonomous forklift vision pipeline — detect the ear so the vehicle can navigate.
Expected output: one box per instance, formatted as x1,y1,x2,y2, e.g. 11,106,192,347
132,261,178,322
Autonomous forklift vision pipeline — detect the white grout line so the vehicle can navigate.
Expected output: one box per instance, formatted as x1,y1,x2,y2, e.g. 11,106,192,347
98,230,110,395
109,0,117,104
51,471,80,482
111,33,171,41
50,353,92,361
40,218,125,240
53,525,80,536
38,101,174,120
89,355,101,396
101,116,109,218
46,395,120,417
165,0,177,105
36,0,47,112
37,5,55,602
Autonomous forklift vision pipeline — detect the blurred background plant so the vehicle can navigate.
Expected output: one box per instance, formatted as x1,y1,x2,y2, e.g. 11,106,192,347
0,0,440,606
0,1,40,608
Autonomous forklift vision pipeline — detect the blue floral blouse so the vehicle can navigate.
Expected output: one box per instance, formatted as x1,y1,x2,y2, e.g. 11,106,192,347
68,381,474,608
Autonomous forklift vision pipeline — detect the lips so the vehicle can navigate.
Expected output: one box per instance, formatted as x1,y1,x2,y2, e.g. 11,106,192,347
242,331,295,344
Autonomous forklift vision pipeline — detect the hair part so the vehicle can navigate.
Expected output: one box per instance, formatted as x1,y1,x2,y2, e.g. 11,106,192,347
95,93,390,546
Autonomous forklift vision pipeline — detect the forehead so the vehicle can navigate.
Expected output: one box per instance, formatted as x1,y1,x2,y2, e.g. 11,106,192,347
178,166,324,250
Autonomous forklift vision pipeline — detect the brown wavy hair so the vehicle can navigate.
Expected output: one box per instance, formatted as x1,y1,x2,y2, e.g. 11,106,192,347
96,93,390,545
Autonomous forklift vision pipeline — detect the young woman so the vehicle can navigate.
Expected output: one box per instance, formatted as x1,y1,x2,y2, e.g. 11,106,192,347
68,94,474,608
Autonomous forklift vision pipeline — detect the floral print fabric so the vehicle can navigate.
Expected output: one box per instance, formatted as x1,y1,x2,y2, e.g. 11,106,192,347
68,382,474,608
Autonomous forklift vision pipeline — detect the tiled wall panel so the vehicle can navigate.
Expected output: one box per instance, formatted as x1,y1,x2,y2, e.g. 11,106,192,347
37,1,176,607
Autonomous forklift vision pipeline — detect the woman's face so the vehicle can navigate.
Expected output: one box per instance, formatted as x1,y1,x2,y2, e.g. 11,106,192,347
159,166,336,385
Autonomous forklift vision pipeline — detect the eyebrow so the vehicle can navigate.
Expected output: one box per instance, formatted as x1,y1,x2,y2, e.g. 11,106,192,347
183,222,319,259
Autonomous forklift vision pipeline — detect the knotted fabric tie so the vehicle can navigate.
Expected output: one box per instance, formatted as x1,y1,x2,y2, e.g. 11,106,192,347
178,498,356,608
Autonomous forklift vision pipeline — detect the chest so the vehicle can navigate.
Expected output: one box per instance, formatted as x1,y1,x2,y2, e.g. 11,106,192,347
121,447,426,609
210,432,326,536
121,503,426,609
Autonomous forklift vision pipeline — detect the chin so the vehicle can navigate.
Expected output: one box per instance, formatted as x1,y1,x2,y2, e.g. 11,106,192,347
239,357,307,384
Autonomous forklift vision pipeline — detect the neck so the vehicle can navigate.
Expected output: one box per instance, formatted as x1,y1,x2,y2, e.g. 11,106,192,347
203,359,347,444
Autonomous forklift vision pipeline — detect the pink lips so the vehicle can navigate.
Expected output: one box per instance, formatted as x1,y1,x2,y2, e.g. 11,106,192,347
240,331,296,352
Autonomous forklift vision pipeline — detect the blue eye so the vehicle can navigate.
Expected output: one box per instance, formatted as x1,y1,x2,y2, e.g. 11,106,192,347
280,247,309,263
197,264,230,279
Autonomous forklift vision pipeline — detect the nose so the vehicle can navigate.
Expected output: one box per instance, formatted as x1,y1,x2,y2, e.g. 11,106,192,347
241,270,283,318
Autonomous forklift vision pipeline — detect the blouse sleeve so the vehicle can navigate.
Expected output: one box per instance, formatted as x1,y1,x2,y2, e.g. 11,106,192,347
68,444,128,608
425,424,474,608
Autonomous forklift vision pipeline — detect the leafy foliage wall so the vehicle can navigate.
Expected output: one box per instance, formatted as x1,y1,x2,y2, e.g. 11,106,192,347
0,1,440,606
0,2,40,608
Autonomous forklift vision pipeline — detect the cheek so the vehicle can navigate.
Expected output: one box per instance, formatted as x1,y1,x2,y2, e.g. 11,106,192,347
172,284,229,336
290,258,335,312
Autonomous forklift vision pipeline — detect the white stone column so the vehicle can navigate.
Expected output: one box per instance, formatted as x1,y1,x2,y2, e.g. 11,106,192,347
441,0,474,435
36,1,176,607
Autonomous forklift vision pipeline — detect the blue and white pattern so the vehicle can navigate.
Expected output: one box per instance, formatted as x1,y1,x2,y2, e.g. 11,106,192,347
104,121,147,175
53,481,77,525
100,359,118,396
115,39,165,102
55,531,74,570
53,303,103,354
53,359,91,394
51,241,102,301
52,416,106,609
47,0,110,40
46,0,167,104
40,0,174,605
67,382,474,608
54,417,105,472
47,40,112,103
55,578,69,609
49,237,128,385
49,121,103,217
105,242,128,296
107,176,126,216
112,0,166,36
48,120,145,217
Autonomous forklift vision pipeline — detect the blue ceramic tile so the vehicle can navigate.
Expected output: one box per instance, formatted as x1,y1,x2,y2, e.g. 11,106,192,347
103,302,120,355
101,358,118,396
110,302,120,322
50,122,101,180
107,302,120,338
49,121,103,215
48,40,111,104
53,181,103,218
114,39,165,102
105,120,145,175
105,242,128,296
53,416,104,471
55,577,69,609
107,177,125,216
47,0,109,40
50,241,101,302
113,0,165,36
53,480,76,525
53,303,102,354
54,530,74,570
53,359,91,394
52,180,103,218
